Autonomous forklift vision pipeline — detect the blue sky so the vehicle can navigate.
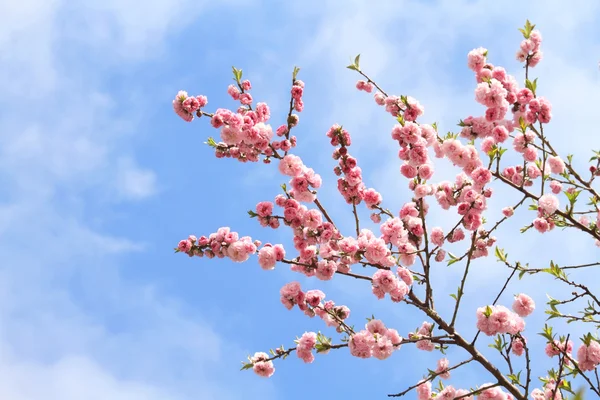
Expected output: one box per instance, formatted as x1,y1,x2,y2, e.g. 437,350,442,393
1,0,600,398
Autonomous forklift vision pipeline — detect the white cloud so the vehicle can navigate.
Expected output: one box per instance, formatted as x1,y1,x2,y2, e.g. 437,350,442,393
0,0,278,399
115,157,158,200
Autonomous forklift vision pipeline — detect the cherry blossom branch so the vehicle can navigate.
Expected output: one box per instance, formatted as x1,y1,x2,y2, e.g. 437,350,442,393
314,197,338,230
409,292,526,400
387,357,475,397
455,383,502,400
352,203,360,237
450,232,478,327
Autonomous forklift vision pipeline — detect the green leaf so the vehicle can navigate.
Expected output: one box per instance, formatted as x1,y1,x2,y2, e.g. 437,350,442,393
346,64,358,71
494,247,507,262
354,54,361,68
205,137,217,148
240,362,254,371
247,210,258,218
484,305,493,318
292,66,301,81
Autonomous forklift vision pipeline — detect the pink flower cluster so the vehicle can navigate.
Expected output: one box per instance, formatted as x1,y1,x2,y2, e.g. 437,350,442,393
376,94,424,122
532,193,559,233
477,384,512,400
577,340,600,371
545,339,573,362
515,29,543,67
512,293,535,317
511,336,526,356
296,331,317,363
174,76,305,163
476,305,526,336
371,269,410,302
290,78,305,112
278,154,322,202
348,319,402,360
416,381,477,400
393,121,437,185
433,172,493,236
467,47,520,124
435,357,451,379
328,124,383,208
409,321,436,352
251,352,275,378
176,228,258,262
531,379,563,400
172,90,208,122
280,282,351,331
257,243,286,270
356,80,373,93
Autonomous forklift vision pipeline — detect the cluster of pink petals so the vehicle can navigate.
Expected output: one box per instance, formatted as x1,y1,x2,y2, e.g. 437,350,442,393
435,357,451,379
531,379,563,400
417,381,477,400
174,77,305,163
545,339,573,362
348,319,402,360
371,269,409,302
296,331,317,363
576,340,600,371
532,194,559,233
278,154,322,202
177,228,259,262
515,29,543,67
172,90,208,122
328,124,383,208
356,80,374,93
511,336,526,356
257,243,286,270
409,321,436,352
433,172,491,234
477,384,511,400
476,305,526,336
280,282,351,331
512,293,535,317
375,94,424,122
251,352,275,378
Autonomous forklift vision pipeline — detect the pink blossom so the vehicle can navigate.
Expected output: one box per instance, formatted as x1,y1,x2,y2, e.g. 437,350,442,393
256,201,273,217
512,337,525,356
316,260,337,280
258,246,277,270
253,361,275,377
430,227,445,247
178,239,192,253
227,84,241,100
467,47,487,71
538,194,559,215
436,358,450,379
547,155,565,174
305,289,325,307
502,207,514,217
577,341,600,371
278,154,305,177
512,293,535,317
416,381,432,400
349,330,375,359
478,384,508,400
549,180,562,194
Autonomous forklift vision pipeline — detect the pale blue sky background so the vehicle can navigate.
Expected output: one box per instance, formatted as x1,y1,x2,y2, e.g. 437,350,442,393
1,0,600,399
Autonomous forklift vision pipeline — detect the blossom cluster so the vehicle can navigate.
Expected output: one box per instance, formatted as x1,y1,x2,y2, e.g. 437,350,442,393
328,124,383,209
349,319,402,360
416,380,512,400
173,74,304,163
280,282,351,331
